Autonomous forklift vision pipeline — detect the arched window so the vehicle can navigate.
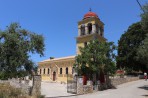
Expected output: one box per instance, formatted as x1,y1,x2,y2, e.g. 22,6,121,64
60,68,62,74
72,67,75,74
88,23,92,34
66,67,68,74
40,69,42,75
44,68,45,74
100,27,104,37
48,68,50,74
80,24,85,36
100,32,103,36
96,24,99,34
84,42,87,47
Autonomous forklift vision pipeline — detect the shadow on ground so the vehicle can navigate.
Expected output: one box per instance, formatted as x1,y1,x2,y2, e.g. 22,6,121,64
45,94,79,98
142,95,148,97
138,85,148,90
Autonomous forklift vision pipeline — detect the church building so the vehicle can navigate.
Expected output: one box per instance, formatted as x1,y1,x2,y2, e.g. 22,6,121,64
38,10,106,83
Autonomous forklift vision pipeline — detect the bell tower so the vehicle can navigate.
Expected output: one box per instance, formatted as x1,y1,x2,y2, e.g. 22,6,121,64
76,10,106,54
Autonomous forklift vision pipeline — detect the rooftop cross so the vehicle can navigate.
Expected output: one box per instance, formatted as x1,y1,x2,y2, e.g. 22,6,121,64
89,8,92,12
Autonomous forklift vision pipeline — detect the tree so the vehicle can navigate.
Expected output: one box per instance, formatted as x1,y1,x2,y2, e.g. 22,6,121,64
136,3,148,69
137,34,148,68
117,22,147,72
75,40,116,79
141,3,148,32
0,23,45,79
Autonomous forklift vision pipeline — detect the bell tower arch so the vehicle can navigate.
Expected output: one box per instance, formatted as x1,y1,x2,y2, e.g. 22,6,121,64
76,10,106,54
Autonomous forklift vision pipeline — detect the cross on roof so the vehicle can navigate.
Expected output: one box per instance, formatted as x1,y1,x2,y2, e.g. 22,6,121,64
89,8,92,12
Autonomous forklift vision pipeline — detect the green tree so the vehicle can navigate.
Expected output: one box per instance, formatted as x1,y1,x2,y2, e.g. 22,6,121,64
0,23,45,79
141,3,148,32
75,40,116,77
117,22,147,72
137,34,148,68
137,3,148,69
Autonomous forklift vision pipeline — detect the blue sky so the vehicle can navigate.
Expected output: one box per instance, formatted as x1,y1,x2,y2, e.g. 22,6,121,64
0,0,147,64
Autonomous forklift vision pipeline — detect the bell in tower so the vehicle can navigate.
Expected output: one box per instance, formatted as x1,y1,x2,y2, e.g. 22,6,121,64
76,10,106,54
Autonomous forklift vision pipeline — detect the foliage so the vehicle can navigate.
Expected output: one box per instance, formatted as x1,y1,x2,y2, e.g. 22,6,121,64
75,39,116,76
136,3,148,69
137,34,148,68
117,22,147,71
0,23,45,79
37,95,45,98
49,57,54,59
141,3,148,32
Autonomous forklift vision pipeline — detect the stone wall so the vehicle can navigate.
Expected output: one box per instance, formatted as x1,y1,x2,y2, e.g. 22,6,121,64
0,78,32,95
72,76,139,94
0,75,41,97
31,75,41,96
77,77,83,94
76,77,93,94
83,85,93,94
110,76,139,87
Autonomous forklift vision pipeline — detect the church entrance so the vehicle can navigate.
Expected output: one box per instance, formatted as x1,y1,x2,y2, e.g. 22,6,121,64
53,71,56,81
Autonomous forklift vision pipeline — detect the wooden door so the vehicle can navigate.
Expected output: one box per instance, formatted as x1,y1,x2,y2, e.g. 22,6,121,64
53,71,56,81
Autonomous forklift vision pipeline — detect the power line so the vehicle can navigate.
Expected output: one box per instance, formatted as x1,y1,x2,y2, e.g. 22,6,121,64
136,0,145,13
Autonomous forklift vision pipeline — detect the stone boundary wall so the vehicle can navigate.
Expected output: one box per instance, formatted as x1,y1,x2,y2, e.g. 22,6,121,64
77,77,93,94
83,85,93,94
110,76,139,86
73,76,139,94
0,75,41,97
31,75,41,96
0,78,32,95
77,84,93,94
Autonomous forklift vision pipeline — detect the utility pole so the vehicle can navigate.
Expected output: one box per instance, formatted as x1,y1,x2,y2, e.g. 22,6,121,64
136,0,145,13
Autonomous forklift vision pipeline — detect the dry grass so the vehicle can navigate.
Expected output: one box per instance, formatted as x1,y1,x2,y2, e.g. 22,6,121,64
0,83,28,98
0,83,45,98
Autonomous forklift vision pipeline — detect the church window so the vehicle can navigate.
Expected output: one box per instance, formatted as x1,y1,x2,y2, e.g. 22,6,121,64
40,69,42,75
48,68,50,74
96,24,99,34
66,67,68,74
88,23,92,34
80,24,85,36
100,32,103,36
72,67,75,74
60,68,62,74
84,42,87,47
100,27,104,37
44,68,45,74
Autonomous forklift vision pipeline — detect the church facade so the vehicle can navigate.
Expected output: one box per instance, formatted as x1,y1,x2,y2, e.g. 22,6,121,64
38,10,106,83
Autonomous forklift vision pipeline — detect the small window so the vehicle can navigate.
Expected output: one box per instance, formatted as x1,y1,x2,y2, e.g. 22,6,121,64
40,69,42,74
96,24,99,34
88,23,92,34
72,67,74,74
48,68,50,74
100,32,103,36
44,68,45,74
81,25,85,36
100,28,104,36
66,67,68,74
84,42,87,47
60,68,62,74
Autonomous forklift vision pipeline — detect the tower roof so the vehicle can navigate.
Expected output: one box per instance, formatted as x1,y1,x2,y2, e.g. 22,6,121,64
83,11,99,19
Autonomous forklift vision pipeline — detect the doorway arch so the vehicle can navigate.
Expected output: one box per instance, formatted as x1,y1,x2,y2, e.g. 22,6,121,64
53,71,56,81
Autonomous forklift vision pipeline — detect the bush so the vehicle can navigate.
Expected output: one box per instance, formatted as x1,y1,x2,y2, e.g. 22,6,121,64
37,95,45,98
